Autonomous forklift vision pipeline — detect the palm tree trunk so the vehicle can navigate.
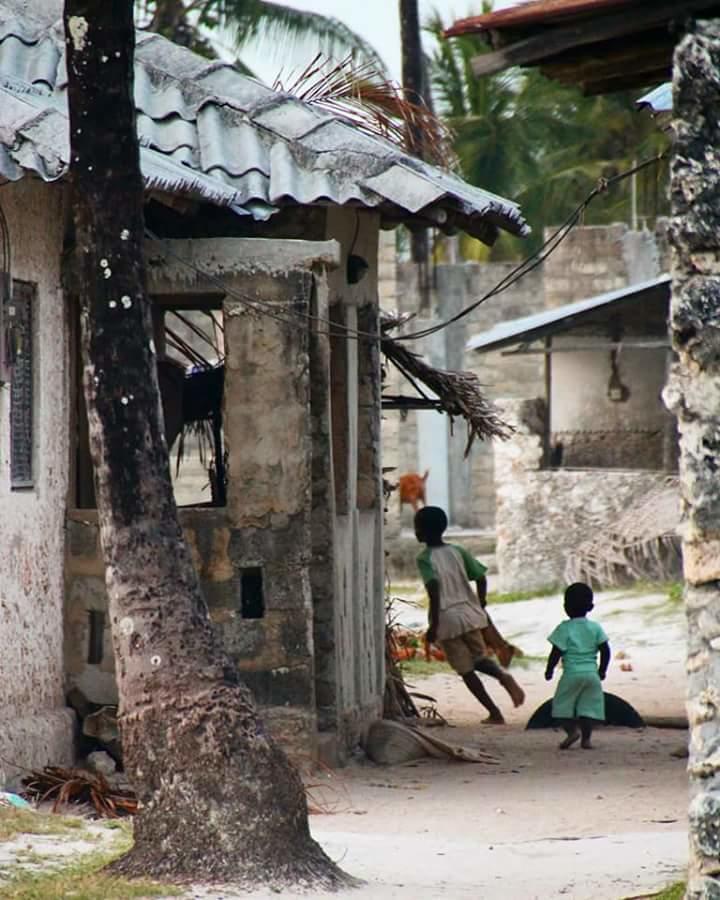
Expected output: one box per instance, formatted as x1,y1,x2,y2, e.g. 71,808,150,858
62,0,347,887
666,20,720,899
399,0,430,299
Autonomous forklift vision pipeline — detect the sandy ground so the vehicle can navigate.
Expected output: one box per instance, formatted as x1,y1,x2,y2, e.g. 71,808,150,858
0,588,689,899
214,588,690,900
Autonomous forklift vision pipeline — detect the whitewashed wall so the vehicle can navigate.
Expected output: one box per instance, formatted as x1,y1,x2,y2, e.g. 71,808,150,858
0,179,74,785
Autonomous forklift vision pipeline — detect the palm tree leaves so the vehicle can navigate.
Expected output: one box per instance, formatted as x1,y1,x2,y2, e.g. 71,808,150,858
206,0,387,73
138,0,386,75
427,11,671,257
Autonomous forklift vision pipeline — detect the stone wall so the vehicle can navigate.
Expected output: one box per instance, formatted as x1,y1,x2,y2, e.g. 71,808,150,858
494,398,672,592
551,429,665,469
543,223,663,309
0,179,75,786
379,222,669,540
66,223,386,767
382,259,545,535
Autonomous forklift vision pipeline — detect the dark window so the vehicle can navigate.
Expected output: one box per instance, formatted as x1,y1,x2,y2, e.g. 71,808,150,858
8,280,35,489
240,567,264,619
87,610,105,665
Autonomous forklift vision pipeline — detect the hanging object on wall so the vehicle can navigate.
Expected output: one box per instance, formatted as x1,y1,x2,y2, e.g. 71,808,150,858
607,349,630,403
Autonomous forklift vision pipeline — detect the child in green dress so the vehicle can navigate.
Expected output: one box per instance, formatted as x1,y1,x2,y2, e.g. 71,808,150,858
545,582,611,750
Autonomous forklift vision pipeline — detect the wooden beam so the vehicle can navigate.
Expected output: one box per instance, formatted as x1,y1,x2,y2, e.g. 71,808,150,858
540,39,675,86
580,68,672,95
470,0,719,77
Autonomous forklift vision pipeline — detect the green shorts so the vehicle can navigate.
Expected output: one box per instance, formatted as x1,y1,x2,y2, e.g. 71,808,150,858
552,671,605,721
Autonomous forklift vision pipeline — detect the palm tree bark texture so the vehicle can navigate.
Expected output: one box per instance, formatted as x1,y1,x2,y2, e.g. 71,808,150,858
62,0,348,887
665,20,720,899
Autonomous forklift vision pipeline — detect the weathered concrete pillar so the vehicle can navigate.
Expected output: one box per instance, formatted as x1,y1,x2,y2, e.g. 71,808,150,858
663,21,720,898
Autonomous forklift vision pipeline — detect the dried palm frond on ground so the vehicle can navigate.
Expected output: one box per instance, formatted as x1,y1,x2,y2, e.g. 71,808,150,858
384,597,422,721
565,477,681,587
381,336,513,455
22,767,137,818
276,53,457,169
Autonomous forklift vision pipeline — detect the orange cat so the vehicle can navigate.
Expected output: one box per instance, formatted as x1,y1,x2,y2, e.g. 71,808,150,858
398,469,429,512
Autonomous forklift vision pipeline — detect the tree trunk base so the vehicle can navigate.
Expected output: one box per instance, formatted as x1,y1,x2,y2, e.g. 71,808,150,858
105,683,356,889
107,836,356,890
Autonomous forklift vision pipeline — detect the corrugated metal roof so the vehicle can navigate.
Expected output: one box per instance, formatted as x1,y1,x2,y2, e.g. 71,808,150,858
466,274,670,353
637,83,671,113
446,0,631,38
0,0,528,243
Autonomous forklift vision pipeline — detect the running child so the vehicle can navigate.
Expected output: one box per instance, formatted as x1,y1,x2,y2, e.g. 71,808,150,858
545,582,611,749
415,506,525,724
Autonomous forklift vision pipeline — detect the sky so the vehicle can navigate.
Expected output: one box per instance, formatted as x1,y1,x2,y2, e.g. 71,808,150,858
241,0,519,84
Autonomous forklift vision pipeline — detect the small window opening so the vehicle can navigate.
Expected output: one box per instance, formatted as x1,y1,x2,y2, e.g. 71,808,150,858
87,609,105,664
73,294,227,509
240,567,264,619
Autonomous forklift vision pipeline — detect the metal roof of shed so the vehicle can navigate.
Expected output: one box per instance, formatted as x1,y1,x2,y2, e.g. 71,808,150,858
466,274,670,353
637,83,672,113
0,0,528,244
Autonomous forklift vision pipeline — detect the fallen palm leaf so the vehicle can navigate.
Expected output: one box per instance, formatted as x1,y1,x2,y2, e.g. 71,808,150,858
381,336,513,455
22,767,137,819
564,476,681,586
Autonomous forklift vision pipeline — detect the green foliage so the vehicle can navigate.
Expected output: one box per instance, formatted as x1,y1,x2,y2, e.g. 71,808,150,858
0,808,84,842
400,657,452,677
426,12,670,258
214,0,387,73
648,882,686,900
0,817,179,900
487,585,559,605
137,0,386,77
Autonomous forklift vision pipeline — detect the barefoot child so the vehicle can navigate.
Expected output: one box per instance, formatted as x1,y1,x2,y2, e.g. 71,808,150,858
415,506,525,724
545,582,611,749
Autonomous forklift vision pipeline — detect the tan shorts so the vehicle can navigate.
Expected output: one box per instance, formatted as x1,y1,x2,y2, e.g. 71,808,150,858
440,628,488,675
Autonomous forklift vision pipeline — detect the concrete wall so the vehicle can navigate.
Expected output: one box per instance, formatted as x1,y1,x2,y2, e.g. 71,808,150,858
0,179,75,785
320,209,384,761
493,398,671,592
380,222,669,546
382,258,545,539
67,223,386,766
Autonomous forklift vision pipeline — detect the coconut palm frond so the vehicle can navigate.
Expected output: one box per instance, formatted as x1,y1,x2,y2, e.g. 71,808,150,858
564,477,681,587
216,0,387,73
381,336,512,455
276,53,457,169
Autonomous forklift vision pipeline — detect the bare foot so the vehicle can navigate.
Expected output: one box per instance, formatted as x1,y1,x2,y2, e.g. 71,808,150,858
482,714,505,725
502,675,525,708
559,731,580,750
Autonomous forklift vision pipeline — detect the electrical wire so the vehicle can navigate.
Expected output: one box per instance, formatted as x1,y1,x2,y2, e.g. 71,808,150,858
146,151,667,347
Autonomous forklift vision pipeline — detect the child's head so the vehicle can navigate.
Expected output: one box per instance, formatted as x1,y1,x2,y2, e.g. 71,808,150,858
414,506,448,544
564,582,594,618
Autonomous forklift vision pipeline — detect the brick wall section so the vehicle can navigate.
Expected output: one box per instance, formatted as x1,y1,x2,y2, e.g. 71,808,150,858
379,223,667,533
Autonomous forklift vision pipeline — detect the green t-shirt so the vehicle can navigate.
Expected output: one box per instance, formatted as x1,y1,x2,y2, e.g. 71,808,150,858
548,618,608,674
416,543,487,585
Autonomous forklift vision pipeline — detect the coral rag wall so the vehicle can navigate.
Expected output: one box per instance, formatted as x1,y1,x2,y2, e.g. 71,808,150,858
493,399,671,592
0,179,75,785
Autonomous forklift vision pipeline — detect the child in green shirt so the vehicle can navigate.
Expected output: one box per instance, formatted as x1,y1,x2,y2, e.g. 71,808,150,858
415,506,525,724
545,582,611,750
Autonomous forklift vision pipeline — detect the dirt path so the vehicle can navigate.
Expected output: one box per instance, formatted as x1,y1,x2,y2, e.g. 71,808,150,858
0,589,688,899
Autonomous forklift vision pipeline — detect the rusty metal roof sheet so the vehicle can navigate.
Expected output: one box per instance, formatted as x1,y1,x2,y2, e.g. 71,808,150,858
446,0,630,38
0,0,528,243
